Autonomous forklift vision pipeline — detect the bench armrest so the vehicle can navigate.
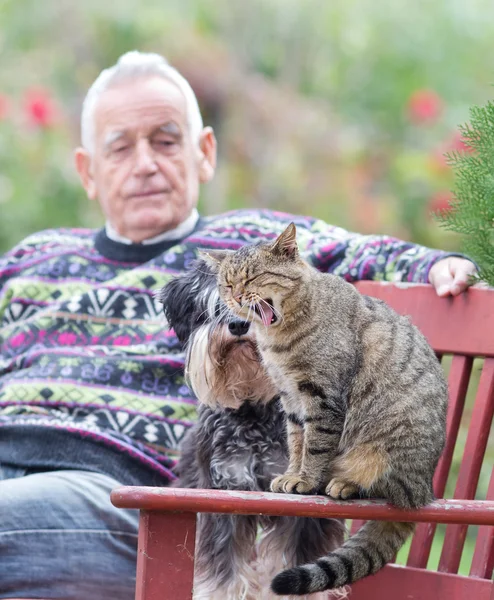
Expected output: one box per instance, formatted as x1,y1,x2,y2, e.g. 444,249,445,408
111,486,494,526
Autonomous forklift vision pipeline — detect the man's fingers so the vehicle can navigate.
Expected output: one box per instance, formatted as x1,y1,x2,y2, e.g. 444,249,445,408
431,264,454,297
430,257,477,297
449,268,470,296
436,283,452,297
453,260,479,295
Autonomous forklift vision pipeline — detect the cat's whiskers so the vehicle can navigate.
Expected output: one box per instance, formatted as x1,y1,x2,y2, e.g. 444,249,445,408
197,302,224,324
227,297,247,321
247,299,263,327
240,299,255,324
208,311,222,340
218,304,233,325
207,308,233,368
187,266,218,278
254,299,270,330
270,303,285,327
252,296,284,328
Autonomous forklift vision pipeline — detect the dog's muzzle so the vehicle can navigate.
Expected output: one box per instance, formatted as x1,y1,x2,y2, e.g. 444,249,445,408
228,319,250,337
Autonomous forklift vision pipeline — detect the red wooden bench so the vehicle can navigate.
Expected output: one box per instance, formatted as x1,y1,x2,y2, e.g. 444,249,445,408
111,282,494,600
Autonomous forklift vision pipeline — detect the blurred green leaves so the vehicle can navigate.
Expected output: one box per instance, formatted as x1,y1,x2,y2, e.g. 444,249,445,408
2,0,494,253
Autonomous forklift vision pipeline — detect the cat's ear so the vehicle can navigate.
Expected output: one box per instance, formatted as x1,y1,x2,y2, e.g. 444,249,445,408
270,223,298,259
199,249,231,272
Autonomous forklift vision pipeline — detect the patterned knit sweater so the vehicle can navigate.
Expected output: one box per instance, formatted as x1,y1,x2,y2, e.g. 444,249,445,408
0,209,453,486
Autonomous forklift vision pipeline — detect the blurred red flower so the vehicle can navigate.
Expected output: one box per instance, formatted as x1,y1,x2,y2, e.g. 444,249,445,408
0,94,9,120
24,87,59,128
429,150,449,173
450,130,473,153
407,89,443,125
430,131,474,173
430,131,473,173
429,190,453,214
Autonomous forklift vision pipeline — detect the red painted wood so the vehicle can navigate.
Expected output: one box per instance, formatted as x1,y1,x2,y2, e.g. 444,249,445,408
354,283,494,357
135,511,196,600
349,563,493,600
407,355,473,569
350,519,365,534
434,356,475,496
470,468,494,579
110,284,494,599
110,487,494,526
439,358,494,574
407,522,435,569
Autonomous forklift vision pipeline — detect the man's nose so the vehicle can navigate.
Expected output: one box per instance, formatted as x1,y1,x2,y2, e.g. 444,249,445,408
133,140,158,175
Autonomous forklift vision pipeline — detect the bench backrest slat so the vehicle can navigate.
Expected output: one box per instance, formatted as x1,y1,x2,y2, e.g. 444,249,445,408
470,469,494,578
438,358,494,574
407,355,473,569
354,282,494,580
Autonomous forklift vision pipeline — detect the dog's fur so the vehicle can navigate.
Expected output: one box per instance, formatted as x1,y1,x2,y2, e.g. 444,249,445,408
160,259,346,600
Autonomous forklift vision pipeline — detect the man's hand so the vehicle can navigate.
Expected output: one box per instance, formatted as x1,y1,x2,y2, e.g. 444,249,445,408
429,257,478,297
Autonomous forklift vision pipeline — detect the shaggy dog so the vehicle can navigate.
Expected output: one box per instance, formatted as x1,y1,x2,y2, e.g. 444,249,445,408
159,259,345,600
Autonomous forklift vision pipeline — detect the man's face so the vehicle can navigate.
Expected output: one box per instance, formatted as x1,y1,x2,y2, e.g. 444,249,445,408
75,76,216,242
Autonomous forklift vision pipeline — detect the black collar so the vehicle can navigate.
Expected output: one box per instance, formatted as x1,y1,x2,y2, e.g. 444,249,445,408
93,218,203,263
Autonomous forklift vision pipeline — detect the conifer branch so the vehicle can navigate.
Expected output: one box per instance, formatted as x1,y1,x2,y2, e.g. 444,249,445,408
434,100,494,286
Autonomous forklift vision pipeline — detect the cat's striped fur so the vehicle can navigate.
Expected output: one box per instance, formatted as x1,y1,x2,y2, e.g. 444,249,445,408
203,223,448,596
160,257,346,599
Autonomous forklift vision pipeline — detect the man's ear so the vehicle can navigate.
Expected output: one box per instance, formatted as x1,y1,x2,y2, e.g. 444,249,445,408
74,147,97,201
199,248,231,272
197,127,217,184
270,223,298,259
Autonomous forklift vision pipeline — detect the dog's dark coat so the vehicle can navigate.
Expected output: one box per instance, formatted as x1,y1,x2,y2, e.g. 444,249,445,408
160,260,345,598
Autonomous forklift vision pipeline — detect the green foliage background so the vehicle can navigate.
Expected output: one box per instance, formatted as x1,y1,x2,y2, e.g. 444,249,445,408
2,0,494,254
0,0,493,576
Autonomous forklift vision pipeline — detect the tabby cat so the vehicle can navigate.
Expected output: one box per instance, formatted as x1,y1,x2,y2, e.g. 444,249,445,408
202,223,448,596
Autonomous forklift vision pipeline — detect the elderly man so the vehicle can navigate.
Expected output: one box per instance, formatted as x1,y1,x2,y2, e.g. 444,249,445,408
0,51,476,599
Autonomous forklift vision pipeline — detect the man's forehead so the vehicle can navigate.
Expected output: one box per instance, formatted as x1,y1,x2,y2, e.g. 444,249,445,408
94,76,188,138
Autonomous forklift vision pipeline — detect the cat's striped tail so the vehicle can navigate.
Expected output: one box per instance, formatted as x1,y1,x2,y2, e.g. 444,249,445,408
271,520,415,595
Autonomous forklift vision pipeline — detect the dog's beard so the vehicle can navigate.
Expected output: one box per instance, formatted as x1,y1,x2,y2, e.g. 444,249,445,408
185,323,277,409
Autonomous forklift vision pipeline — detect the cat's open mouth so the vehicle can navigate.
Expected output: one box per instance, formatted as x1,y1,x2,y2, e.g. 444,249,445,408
254,298,278,326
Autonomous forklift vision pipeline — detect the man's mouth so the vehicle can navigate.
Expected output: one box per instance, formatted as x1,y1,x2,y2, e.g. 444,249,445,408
254,298,278,325
129,189,170,199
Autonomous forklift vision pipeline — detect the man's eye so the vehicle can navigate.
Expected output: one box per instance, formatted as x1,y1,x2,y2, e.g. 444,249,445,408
155,140,176,147
113,145,129,153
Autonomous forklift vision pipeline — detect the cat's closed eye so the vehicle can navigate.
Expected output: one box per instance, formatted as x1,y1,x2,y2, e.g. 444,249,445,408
243,274,265,286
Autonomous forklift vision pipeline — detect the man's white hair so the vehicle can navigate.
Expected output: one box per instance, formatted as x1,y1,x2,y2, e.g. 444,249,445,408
81,50,204,153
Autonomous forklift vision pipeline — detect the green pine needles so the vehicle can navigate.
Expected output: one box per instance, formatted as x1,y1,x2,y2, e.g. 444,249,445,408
435,102,494,287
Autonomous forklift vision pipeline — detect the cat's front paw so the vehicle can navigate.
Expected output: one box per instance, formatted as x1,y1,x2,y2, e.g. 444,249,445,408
325,477,360,500
270,473,318,494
